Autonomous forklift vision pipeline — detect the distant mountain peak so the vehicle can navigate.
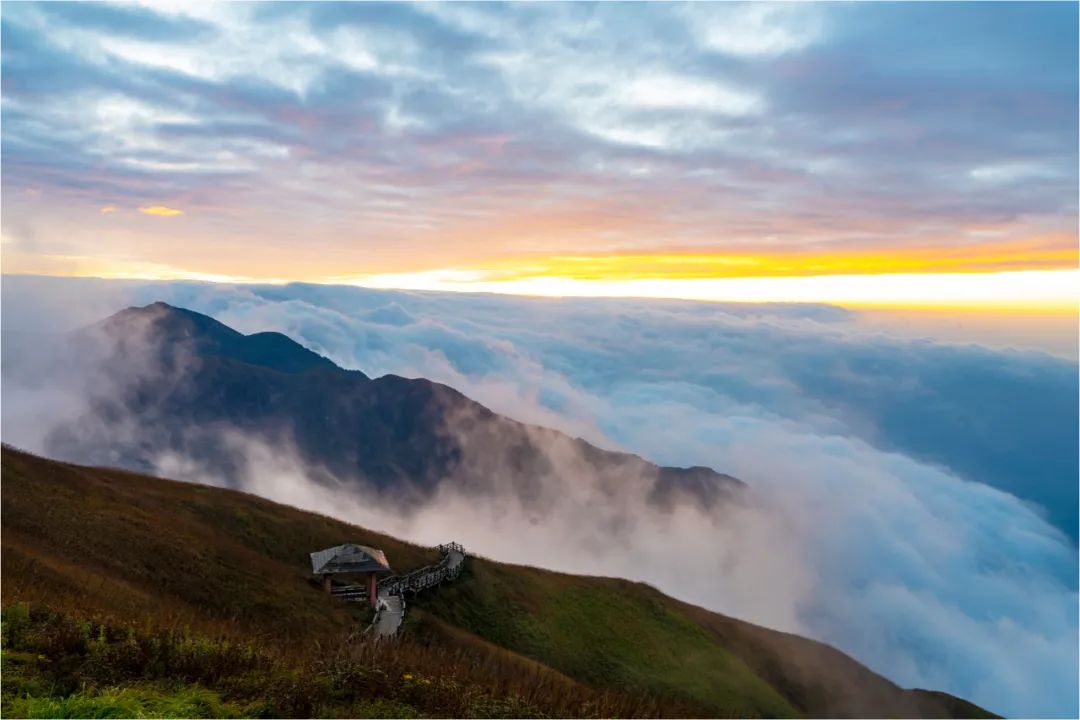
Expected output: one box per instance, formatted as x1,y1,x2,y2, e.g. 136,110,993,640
103,301,238,337
98,302,343,376
117,300,208,317
30,305,738,512
143,300,183,312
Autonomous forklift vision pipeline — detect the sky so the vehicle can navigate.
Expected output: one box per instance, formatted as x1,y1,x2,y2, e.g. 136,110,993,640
1,1,1078,311
2,275,1077,717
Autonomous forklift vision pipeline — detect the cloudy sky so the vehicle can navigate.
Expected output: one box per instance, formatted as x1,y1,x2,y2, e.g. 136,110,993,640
2,1,1077,308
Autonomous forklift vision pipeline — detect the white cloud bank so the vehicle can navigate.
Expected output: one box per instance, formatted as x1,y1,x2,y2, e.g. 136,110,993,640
1,275,1077,718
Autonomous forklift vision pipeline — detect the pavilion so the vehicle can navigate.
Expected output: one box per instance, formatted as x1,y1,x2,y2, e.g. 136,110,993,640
310,543,392,608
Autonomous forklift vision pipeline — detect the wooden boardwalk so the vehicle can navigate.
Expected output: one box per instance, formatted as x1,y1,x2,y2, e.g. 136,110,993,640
343,542,466,638
378,542,465,598
372,594,405,637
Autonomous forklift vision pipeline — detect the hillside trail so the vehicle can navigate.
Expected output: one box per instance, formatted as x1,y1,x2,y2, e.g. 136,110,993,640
368,542,465,638
373,595,405,636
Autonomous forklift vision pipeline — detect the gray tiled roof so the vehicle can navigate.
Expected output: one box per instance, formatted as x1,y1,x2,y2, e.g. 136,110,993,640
310,543,391,575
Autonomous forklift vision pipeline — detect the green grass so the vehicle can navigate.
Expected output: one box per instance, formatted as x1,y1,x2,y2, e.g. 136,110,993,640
416,559,797,718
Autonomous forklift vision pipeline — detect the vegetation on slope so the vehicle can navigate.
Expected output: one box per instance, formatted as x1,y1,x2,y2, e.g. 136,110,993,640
412,560,995,719
1,447,993,718
1,445,438,646
3,601,669,719
412,561,797,717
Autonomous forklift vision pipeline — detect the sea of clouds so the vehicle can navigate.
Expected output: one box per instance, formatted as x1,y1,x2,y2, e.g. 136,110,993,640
2,275,1078,717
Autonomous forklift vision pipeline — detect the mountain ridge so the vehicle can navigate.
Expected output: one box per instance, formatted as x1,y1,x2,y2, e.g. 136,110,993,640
3,302,743,511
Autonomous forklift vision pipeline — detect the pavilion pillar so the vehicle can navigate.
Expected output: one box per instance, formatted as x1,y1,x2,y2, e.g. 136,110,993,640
322,574,332,594
367,572,378,608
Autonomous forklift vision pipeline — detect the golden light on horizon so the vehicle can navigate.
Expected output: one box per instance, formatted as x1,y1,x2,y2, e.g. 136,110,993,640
337,243,1079,312
344,267,1079,313
4,245,1076,313
449,239,1077,282
138,205,184,217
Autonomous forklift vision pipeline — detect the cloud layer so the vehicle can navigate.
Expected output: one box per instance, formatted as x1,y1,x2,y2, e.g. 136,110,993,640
2,276,1077,717
2,2,1077,279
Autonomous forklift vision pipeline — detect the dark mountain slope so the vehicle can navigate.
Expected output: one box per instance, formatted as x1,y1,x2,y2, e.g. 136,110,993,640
1,447,993,718
4,302,741,509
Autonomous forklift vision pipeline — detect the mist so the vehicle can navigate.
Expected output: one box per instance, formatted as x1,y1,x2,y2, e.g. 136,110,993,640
1,275,1077,718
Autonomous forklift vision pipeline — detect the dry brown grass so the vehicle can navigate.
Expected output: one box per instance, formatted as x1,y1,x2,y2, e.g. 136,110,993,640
2,446,994,718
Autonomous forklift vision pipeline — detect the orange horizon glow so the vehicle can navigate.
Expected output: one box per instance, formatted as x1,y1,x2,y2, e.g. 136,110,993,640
3,259,1076,314
423,238,1078,282
313,240,1080,312
341,267,1079,313
4,227,1076,313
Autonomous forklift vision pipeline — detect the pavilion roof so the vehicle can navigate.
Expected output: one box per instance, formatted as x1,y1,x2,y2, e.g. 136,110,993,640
310,543,391,575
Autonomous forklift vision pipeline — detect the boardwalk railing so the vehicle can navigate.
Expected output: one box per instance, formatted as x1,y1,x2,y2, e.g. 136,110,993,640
330,542,465,603
437,541,465,555
330,585,369,601
378,542,464,598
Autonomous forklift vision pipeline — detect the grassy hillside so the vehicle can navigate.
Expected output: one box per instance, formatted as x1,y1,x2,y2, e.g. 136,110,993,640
1,445,439,645
1,447,994,718
411,561,796,717
412,560,993,719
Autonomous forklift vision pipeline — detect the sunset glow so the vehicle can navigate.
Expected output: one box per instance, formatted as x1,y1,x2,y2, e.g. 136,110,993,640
1,1,1075,315
344,267,1079,312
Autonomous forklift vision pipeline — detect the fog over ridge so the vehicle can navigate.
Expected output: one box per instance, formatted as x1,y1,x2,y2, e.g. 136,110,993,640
1,275,1077,718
